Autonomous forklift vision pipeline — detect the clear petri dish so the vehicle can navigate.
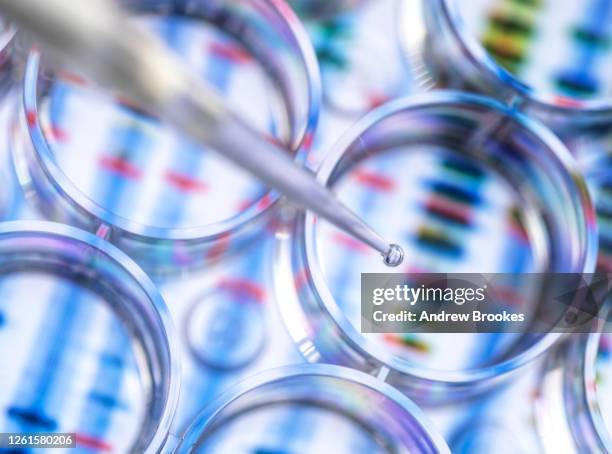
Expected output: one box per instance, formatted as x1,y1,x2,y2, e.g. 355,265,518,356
182,277,267,371
535,313,612,453
173,364,450,453
0,221,179,452
12,0,320,274
400,0,612,131
531,129,612,451
273,92,597,402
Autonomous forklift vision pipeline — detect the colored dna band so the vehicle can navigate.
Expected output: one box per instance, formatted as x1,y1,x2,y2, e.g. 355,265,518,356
308,0,412,116
555,0,612,98
481,0,612,99
414,157,487,260
481,0,542,74
289,0,365,19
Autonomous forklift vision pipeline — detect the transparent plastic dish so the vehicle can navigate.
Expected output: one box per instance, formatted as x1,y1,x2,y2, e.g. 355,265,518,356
535,305,612,453
12,0,320,274
0,221,179,452
400,0,612,132
273,92,597,402
173,364,450,453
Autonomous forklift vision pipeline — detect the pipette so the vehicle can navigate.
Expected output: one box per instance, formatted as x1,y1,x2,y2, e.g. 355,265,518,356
0,0,404,267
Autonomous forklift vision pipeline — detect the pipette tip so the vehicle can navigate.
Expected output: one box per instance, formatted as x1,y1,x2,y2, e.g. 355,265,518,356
383,244,404,267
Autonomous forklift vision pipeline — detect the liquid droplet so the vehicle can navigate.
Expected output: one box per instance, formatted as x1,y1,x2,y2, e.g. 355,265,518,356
383,244,404,267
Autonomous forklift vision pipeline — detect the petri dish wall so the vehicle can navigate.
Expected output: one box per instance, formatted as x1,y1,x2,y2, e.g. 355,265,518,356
273,92,597,402
535,310,612,453
173,365,450,453
0,221,179,452
400,0,612,132
12,0,320,274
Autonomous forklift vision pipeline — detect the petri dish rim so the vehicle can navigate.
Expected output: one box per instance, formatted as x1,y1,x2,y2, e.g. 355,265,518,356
173,364,451,453
569,318,612,451
301,91,598,385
